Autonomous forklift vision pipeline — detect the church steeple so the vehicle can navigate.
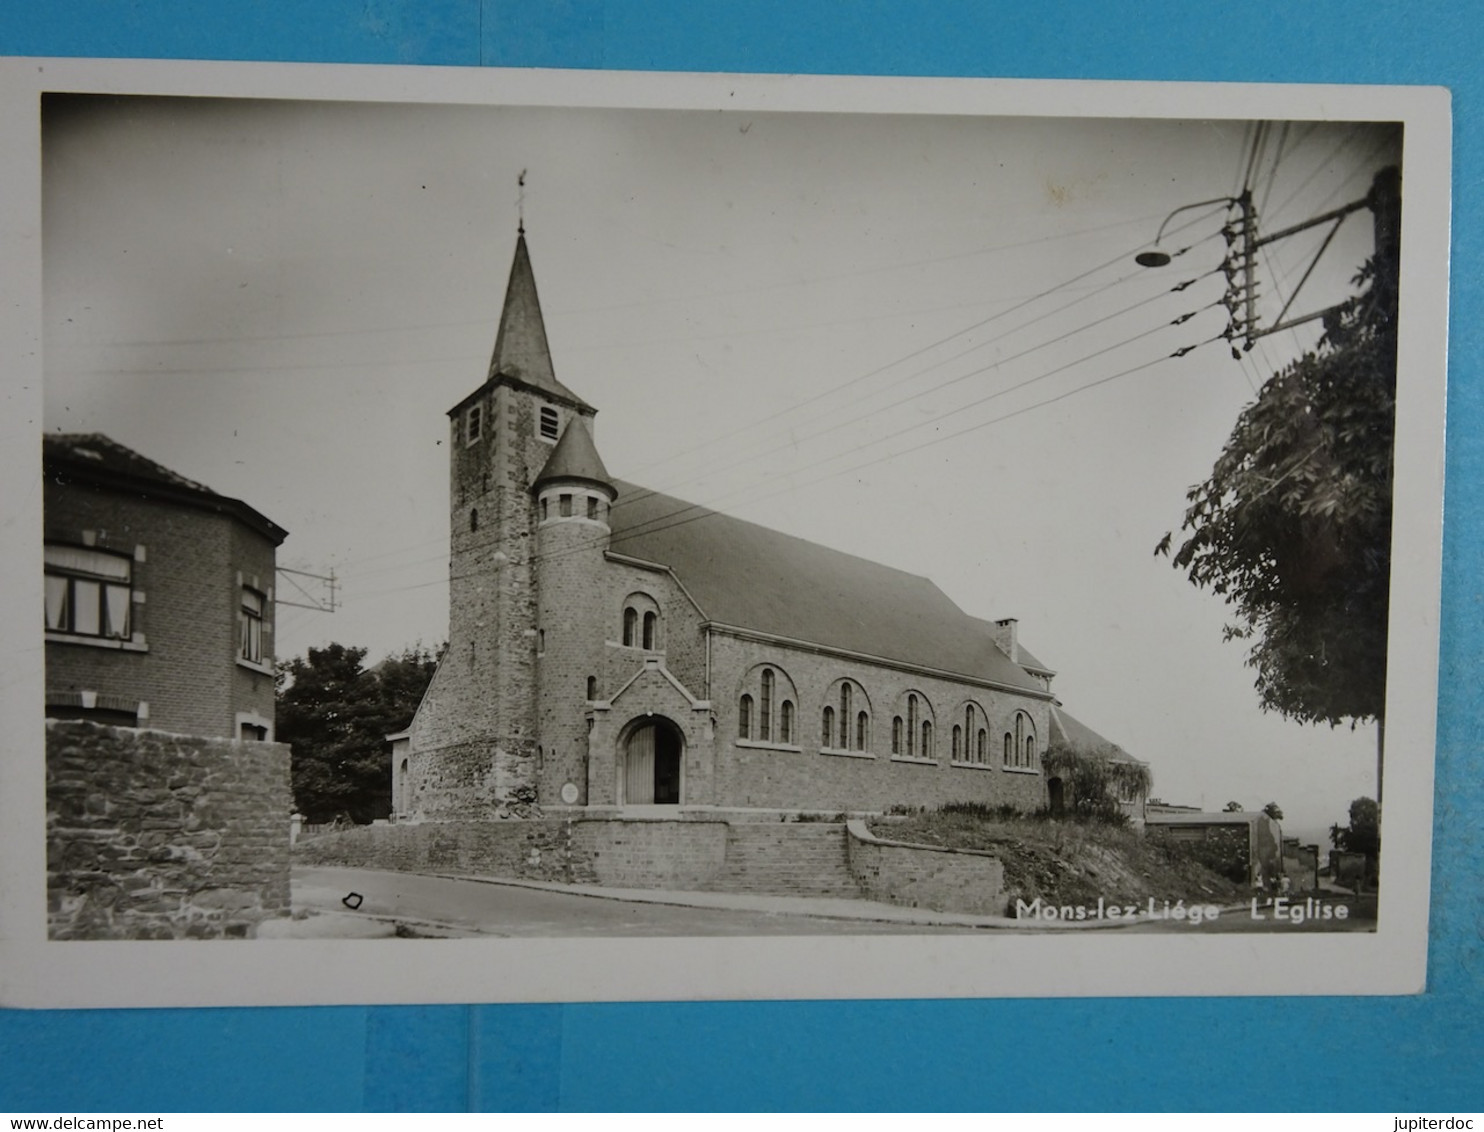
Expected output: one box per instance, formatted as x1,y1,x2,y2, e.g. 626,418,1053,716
482,231,593,411
489,232,556,388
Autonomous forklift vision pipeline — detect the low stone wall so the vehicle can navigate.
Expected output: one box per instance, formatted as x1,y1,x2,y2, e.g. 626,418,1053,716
295,818,596,885
46,720,292,940
579,819,729,889
845,819,1005,915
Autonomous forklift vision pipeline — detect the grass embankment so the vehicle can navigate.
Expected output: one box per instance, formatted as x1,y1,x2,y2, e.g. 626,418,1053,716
867,811,1244,909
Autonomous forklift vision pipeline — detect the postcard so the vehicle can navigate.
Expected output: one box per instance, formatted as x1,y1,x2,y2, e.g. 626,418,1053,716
0,58,1449,1005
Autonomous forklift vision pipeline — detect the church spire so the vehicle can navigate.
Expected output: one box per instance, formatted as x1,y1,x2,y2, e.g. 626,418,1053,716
488,230,557,389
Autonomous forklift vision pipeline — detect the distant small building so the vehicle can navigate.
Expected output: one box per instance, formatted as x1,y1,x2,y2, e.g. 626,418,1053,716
1145,807,1284,887
43,433,288,740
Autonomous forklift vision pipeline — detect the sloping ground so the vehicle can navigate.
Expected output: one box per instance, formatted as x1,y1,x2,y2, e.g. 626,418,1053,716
867,813,1243,909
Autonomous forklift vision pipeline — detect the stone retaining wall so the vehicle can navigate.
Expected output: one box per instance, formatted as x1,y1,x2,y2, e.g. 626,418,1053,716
295,818,596,885
845,819,1005,915
46,720,292,940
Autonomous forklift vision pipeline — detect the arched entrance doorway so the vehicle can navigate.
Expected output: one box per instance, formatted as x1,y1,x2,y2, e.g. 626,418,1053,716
1048,776,1066,817
622,717,683,805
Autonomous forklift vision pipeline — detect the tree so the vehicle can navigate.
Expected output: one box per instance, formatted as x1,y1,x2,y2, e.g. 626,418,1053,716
1223,800,1245,813
277,642,441,824
1040,743,1152,823
1262,801,1284,821
1331,796,1380,858
1158,171,1398,799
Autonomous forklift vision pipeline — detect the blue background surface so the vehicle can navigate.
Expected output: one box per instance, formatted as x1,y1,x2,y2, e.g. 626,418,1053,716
2,1,1480,1112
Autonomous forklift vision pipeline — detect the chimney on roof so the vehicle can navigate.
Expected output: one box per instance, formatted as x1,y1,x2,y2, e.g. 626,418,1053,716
993,617,1019,663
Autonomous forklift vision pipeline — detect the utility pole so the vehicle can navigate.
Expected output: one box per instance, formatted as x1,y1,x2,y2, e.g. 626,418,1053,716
276,565,338,613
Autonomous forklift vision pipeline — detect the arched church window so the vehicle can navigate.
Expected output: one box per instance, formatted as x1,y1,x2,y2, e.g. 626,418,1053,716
978,728,988,764
907,695,918,757
1004,732,1013,766
822,706,835,748
1026,735,1036,766
780,700,794,744
642,611,657,650
839,684,852,748
892,716,903,755
587,675,597,701
760,669,774,740
923,720,934,759
739,694,753,740
952,725,962,761
623,607,638,646
856,711,869,751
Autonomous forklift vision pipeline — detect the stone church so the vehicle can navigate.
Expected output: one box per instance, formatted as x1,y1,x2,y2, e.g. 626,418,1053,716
392,232,1143,822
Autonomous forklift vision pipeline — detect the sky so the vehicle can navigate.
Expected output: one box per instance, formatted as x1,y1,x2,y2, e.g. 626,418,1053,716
38,92,1404,842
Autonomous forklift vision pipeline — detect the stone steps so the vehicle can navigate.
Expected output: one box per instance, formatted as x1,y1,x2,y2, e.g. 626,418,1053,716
706,822,861,899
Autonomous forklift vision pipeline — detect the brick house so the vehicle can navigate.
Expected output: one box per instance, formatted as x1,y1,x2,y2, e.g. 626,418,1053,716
43,434,287,740
394,233,1146,822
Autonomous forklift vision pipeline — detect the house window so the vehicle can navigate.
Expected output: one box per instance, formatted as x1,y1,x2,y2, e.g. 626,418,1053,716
760,669,774,740
44,544,132,640
822,706,835,748
892,716,903,755
587,496,598,520
780,701,794,744
466,404,482,444
642,611,657,650
559,493,572,518
739,694,753,739
623,607,638,646
539,406,560,440
239,587,265,663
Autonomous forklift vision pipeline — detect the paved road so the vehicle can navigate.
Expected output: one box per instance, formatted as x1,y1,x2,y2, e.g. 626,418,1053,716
285,866,980,937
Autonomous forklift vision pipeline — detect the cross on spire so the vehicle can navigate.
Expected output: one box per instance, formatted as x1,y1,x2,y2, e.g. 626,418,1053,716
517,168,527,235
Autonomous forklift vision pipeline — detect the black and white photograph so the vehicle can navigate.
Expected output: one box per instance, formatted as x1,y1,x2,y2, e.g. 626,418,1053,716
0,62,1449,1006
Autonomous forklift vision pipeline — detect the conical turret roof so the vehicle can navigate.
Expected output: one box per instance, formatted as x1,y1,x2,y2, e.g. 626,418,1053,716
533,419,616,498
487,232,591,409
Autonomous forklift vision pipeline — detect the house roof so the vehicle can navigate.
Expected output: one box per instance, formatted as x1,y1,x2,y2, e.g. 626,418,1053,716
607,480,1048,696
485,232,592,411
43,433,288,546
533,420,615,497
1145,811,1271,826
1049,705,1145,765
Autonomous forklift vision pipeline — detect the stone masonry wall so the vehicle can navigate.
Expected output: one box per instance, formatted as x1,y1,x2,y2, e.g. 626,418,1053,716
296,818,596,884
46,720,292,939
846,819,1006,915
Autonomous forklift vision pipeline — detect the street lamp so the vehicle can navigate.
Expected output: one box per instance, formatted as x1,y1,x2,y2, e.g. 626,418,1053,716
1133,196,1240,269
1136,173,1392,352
